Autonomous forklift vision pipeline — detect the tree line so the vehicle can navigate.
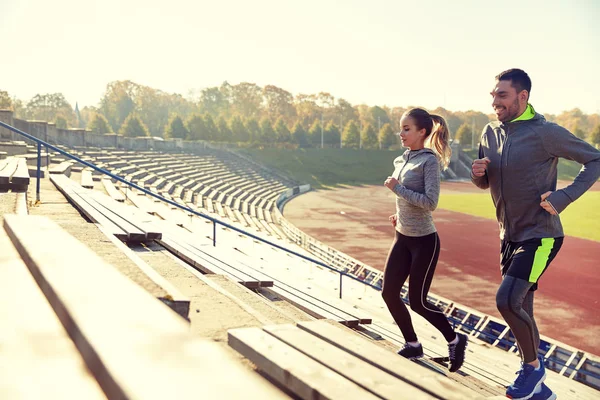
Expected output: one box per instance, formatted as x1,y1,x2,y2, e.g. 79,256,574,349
1,82,599,149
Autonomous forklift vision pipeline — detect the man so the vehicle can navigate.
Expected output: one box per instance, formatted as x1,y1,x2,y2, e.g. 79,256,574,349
471,68,600,400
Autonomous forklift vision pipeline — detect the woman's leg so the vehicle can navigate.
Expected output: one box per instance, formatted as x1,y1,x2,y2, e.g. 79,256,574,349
406,232,455,342
381,231,416,342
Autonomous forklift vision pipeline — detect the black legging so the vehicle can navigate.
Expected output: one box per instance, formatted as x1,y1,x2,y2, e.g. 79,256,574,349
382,231,455,343
496,277,540,363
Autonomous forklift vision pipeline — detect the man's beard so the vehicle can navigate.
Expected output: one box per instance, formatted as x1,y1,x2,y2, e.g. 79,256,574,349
499,98,522,122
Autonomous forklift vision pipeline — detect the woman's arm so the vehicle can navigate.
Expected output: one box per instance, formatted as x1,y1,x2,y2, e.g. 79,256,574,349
393,157,440,211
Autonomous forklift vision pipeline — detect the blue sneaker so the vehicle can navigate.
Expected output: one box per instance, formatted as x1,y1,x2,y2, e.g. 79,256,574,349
530,383,556,400
506,357,546,400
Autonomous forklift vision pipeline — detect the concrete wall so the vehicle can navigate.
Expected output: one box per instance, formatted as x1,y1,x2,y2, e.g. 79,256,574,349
0,109,15,140
28,121,49,146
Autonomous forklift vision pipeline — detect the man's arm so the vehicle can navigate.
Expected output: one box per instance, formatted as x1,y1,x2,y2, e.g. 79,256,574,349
541,124,600,213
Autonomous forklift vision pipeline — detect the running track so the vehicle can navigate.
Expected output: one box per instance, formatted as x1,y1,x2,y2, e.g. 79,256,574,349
284,184,600,355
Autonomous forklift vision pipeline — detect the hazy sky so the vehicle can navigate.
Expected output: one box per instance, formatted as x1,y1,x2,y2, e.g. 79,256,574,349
2,0,599,115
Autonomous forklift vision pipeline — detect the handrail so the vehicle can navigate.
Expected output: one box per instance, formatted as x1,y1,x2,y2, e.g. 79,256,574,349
0,120,381,297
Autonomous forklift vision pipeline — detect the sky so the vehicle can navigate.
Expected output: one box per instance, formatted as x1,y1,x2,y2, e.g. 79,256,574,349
1,0,599,115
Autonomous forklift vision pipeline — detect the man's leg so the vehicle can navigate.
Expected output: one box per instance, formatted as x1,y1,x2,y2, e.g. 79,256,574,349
496,276,538,363
499,238,563,399
523,290,540,354
514,290,539,361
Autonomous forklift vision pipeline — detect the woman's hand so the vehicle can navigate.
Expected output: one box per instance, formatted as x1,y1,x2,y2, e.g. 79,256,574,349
389,214,397,227
384,176,399,191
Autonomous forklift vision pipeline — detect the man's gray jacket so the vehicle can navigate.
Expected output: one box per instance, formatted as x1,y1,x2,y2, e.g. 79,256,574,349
471,113,600,242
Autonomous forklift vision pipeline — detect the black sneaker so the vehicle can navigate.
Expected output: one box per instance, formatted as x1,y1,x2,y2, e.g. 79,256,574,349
448,333,468,372
397,343,424,360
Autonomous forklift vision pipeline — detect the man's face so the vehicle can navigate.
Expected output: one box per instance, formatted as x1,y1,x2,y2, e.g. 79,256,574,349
490,80,527,123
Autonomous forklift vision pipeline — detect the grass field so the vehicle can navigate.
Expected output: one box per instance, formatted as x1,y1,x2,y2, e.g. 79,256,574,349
438,191,600,242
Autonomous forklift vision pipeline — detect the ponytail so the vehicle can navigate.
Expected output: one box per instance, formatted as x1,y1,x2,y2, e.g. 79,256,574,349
428,114,452,170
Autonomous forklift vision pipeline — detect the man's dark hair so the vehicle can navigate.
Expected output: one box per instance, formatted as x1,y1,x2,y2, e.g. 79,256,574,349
496,68,532,97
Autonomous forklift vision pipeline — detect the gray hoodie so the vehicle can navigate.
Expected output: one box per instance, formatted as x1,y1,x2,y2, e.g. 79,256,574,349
472,113,600,242
392,148,440,237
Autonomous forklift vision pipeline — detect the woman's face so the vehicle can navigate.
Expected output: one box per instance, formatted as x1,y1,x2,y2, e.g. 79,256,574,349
398,115,426,150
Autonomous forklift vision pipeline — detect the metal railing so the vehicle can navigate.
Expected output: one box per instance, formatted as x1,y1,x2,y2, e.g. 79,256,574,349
0,120,381,298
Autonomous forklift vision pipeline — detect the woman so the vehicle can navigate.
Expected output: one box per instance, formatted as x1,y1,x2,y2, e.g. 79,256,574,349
383,108,467,372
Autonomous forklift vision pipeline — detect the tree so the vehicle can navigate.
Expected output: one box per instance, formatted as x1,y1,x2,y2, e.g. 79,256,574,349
308,119,322,148
361,123,378,149
25,93,76,125
590,124,600,148
263,85,296,121
555,108,588,133
55,116,68,129
342,121,360,149
379,123,395,150
74,102,84,128
390,107,407,130
274,117,291,143
186,114,206,140
573,123,586,140
217,116,233,142
230,115,248,142
455,111,490,139
0,90,13,109
317,92,336,121
135,85,169,137
357,104,371,130
11,98,25,118
324,121,340,147
99,80,138,132
260,118,277,145
204,114,218,140
336,98,358,127
119,114,149,137
87,113,112,134
231,82,263,118
165,115,188,139
199,86,229,116
79,106,97,129
245,117,261,143
294,94,320,127
291,122,309,148
370,106,391,130
455,123,473,145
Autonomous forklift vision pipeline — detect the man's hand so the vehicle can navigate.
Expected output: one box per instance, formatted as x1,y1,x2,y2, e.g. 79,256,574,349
540,191,558,215
384,176,399,191
472,157,491,177
389,214,397,227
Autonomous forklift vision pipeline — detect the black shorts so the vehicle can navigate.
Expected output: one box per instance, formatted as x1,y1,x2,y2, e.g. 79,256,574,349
500,237,563,291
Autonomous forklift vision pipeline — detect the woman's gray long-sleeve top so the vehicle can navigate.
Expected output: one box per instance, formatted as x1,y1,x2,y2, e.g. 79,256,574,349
391,148,440,237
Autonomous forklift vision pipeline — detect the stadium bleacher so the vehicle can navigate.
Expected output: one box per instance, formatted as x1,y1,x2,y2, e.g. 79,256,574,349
0,119,598,399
